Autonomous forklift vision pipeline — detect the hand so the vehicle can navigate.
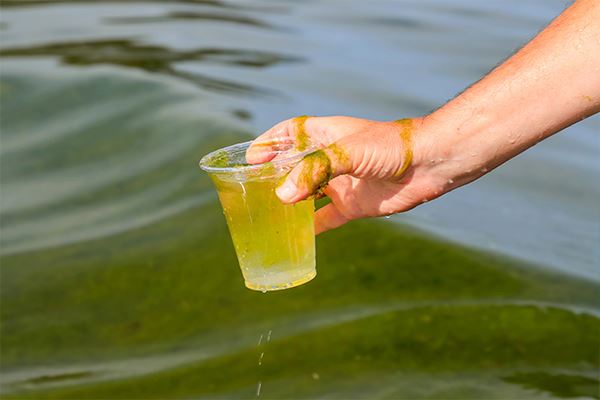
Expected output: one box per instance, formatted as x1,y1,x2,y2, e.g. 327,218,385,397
246,116,450,234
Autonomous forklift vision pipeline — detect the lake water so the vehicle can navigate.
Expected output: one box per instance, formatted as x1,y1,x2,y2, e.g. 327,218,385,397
1,0,599,399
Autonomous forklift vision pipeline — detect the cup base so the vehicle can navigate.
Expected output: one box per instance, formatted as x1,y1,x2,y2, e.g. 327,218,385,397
245,269,317,292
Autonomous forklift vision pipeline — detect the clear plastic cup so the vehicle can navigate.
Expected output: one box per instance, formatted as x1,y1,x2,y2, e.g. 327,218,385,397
200,141,316,292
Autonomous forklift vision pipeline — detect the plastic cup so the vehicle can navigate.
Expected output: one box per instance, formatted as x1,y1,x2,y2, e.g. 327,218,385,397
200,141,316,291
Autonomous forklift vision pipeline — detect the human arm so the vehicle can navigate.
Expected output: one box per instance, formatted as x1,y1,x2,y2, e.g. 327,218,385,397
247,0,600,234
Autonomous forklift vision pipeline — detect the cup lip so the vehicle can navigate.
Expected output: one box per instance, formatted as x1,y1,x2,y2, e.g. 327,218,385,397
199,140,314,174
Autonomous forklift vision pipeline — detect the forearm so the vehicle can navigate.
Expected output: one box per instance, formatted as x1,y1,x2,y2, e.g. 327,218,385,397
419,0,600,187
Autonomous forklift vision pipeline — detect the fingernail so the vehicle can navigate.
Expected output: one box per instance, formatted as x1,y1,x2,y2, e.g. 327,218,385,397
276,180,297,202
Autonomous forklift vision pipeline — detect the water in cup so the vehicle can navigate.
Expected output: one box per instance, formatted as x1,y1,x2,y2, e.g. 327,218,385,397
200,141,316,291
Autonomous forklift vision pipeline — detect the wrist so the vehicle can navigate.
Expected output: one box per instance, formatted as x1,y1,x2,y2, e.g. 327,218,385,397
411,106,499,196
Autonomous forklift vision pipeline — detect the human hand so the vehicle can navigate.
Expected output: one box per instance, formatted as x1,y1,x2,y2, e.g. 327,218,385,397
246,115,456,234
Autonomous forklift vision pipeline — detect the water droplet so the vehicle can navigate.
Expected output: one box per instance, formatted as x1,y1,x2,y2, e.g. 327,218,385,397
257,334,263,346
421,198,429,203
256,381,262,397
447,179,454,184
430,159,436,164
481,167,488,172
509,139,516,144
384,215,391,219
267,330,272,342
261,290,267,294
258,352,264,366
470,153,477,157
312,372,320,380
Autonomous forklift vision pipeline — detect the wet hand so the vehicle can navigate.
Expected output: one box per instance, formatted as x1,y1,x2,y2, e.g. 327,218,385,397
246,116,451,234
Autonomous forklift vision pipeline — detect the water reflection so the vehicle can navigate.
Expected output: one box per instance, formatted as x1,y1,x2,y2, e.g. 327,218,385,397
105,11,281,31
0,0,290,14
504,371,600,399
25,371,94,385
1,40,301,95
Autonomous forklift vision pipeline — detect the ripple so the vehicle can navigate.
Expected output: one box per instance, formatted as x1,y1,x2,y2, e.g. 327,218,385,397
1,300,597,395
25,371,94,384
0,67,252,254
105,11,282,31
503,372,600,399
0,0,291,13
1,40,301,95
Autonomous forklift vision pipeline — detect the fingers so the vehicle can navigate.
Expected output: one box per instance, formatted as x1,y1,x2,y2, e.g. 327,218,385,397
245,119,294,164
246,115,318,164
275,143,352,203
315,202,350,234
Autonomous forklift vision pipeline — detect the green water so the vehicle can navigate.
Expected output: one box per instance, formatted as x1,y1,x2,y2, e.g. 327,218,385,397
2,209,599,398
1,0,599,398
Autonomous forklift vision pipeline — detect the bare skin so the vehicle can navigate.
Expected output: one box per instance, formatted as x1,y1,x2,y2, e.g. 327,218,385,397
246,0,600,234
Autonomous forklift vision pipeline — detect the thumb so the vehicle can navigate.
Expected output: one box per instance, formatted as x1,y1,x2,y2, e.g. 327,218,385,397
276,143,352,203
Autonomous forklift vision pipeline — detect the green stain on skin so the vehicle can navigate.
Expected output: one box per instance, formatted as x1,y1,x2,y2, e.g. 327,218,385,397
294,115,311,151
394,118,413,178
327,143,350,170
298,149,332,197
294,143,349,198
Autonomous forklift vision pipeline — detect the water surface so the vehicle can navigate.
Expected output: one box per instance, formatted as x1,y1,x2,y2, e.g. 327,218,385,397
1,0,599,398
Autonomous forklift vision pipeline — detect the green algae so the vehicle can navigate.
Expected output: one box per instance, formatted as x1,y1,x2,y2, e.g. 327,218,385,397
2,214,599,399
328,143,351,171
297,149,333,197
294,115,311,151
394,118,414,178
206,150,232,168
292,143,351,198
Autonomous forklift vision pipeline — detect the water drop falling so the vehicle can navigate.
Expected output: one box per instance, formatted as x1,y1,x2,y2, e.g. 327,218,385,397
258,352,264,366
257,334,263,346
267,330,272,342
312,372,320,380
256,381,262,397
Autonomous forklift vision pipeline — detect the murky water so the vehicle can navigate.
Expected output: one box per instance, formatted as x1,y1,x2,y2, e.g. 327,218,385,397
1,0,599,399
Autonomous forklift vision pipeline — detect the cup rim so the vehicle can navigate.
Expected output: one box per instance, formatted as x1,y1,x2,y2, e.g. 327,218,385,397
199,140,314,174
